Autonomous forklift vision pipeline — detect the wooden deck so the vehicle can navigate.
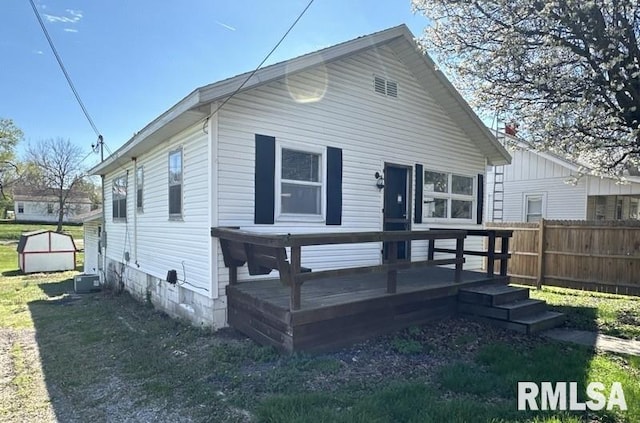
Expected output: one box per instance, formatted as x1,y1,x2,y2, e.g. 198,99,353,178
227,267,508,352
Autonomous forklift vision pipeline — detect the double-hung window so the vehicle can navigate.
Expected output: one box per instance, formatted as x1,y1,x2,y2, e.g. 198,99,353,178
423,171,474,220
112,175,127,220
168,149,183,218
524,194,545,222
136,166,144,212
277,146,323,218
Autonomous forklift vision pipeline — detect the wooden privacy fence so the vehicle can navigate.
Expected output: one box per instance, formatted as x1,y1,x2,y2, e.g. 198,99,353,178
486,220,640,296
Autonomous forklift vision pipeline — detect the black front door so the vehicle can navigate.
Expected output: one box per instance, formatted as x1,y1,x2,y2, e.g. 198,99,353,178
383,164,411,260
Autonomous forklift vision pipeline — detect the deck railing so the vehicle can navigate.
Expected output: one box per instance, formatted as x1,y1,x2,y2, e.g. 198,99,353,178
428,229,513,277
211,227,512,311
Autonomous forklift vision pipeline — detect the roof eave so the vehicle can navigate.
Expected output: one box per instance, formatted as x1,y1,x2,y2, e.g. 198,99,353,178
89,90,206,175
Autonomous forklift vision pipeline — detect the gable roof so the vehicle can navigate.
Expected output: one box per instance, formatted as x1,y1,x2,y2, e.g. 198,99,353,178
90,24,510,175
13,187,92,203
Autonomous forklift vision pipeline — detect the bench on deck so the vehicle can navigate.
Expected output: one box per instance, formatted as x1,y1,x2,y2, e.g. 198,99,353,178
218,237,311,287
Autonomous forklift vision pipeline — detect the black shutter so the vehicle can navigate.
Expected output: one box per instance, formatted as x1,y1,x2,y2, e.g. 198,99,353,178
254,134,276,224
326,147,342,225
415,164,423,224
477,173,484,224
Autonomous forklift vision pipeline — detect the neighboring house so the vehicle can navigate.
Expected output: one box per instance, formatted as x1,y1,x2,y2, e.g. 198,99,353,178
13,188,92,223
89,25,510,328
487,134,640,222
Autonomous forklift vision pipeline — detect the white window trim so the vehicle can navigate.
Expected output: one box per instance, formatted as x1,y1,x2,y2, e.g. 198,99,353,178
423,170,476,223
17,203,24,214
523,192,547,222
275,141,326,223
168,148,183,220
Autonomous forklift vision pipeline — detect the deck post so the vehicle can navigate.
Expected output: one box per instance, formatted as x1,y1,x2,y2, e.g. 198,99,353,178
486,231,496,277
290,246,302,311
499,235,510,277
427,239,435,261
454,236,464,283
229,266,238,285
387,241,398,293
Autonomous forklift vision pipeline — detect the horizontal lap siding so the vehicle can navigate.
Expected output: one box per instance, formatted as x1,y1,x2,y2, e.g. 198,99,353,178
502,178,587,221
105,125,212,295
216,45,486,287
497,148,587,221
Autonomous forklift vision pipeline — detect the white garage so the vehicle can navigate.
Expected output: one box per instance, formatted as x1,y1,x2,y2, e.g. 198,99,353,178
17,230,77,273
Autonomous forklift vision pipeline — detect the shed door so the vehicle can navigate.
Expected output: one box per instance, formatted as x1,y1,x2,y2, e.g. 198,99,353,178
383,164,411,260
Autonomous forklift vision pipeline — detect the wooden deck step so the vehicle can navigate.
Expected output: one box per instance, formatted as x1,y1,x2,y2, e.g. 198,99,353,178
458,284,530,306
468,311,565,334
458,298,546,321
458,284,564,334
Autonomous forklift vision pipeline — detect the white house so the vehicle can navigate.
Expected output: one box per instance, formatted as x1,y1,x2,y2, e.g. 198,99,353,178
90,25,510,328
487,134,640,222
14,188,92,223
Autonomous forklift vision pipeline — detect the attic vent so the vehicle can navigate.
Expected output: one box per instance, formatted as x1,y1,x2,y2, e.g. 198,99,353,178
374,76,386,95
386,80,398,98
373,75,398,98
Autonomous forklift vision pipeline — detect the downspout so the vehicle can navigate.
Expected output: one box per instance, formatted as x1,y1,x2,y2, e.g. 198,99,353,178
132,157,138,267
101,174,106,283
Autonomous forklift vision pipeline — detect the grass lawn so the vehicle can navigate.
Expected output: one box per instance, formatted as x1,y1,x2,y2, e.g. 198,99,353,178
529,285,640,340
0,222,83,241
1,232,639,421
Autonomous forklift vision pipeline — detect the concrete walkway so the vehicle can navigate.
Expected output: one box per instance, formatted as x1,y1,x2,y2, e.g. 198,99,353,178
543,328,640,356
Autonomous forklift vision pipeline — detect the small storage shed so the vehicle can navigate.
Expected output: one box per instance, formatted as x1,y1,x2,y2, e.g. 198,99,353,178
17,230,77,273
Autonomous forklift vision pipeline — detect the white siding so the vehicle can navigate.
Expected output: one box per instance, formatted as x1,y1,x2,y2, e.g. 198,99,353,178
14,200,91,223
103,124,212,296
501,178,587,221
586,175,640,196
216,44,488,290
503,149,573,181
489,147,587,221
83,219,101,274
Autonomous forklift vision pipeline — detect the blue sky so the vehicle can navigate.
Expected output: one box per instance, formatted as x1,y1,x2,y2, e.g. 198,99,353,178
1,0,428,168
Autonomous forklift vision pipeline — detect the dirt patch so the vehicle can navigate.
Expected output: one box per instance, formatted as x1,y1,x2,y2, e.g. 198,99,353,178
0,328,56,422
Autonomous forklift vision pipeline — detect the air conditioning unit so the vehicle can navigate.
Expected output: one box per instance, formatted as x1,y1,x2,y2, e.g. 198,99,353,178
74,274,101,293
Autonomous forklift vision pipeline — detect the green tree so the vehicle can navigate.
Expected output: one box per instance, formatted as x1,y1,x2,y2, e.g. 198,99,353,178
24,138,86,232
0,118,23,217
412,1,640,175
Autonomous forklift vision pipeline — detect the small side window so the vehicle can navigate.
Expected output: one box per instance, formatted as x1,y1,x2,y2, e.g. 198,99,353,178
168,149,183,218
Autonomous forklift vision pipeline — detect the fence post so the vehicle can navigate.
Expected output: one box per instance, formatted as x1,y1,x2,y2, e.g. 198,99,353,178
536,219,545,290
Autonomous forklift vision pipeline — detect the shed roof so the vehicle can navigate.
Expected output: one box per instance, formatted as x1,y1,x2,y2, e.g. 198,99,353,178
16,230,76,253
90,24,510,176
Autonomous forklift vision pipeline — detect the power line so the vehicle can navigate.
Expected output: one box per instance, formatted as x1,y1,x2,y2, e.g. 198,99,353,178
205,0,315,122
28,0,101,138
101,0,315,168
